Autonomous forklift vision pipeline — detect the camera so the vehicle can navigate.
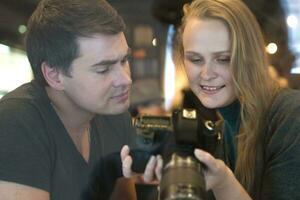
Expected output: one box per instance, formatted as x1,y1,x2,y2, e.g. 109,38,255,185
134,108,217,200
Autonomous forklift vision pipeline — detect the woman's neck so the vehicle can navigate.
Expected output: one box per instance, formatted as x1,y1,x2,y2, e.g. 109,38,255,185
218,100,241,133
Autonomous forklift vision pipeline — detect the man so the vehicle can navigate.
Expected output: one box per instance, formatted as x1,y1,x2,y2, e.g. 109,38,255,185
0,0,159,199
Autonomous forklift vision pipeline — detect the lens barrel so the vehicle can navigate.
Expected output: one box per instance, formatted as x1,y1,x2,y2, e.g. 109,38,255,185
160,153,207,200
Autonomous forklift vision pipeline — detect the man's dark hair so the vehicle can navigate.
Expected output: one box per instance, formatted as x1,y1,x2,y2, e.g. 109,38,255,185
25,0,126,85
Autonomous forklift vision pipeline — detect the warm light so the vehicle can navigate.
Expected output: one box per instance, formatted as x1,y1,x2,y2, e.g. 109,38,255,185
132,49,146,59
0,44,10,54
152,38,157,46
266,43,278,54
0,45,33,93
18,25,27,34
291,67,300,74
287,15,298,28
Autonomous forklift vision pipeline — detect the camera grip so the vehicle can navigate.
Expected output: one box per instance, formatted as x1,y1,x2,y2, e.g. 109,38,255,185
130,149,153,173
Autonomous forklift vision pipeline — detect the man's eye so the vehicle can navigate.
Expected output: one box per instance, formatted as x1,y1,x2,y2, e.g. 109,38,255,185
96,67,109,74
121,55,130,65
121,58,128,65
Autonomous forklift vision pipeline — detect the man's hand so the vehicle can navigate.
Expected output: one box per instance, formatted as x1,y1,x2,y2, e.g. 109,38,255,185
121,145,163,184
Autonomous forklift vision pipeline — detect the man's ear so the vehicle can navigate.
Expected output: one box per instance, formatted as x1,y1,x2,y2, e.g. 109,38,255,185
41,62,64,90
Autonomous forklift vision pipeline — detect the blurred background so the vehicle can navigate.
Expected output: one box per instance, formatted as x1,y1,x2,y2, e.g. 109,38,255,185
1,0,300,116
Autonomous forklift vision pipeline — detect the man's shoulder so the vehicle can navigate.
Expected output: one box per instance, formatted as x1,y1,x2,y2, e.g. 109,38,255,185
0,97,45,131
1,81,47,104
0,82,51,129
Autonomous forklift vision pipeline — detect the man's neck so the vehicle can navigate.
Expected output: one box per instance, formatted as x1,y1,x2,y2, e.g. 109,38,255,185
46,87,92,162
45,87,94,133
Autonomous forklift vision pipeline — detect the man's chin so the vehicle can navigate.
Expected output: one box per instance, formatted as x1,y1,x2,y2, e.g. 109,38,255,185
102,103,130,115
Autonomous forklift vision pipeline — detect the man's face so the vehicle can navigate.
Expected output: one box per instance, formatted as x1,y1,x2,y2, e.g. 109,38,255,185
61,32,132,115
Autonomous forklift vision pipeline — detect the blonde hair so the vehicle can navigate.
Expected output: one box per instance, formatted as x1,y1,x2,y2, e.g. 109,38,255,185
175,0,280,191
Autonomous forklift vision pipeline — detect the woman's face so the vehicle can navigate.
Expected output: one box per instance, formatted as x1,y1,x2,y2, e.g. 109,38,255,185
182,18,236,109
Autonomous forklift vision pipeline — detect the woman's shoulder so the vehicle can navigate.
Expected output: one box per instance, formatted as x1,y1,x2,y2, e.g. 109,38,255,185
265,88,300,147
262,88,300,200
268,88,300,116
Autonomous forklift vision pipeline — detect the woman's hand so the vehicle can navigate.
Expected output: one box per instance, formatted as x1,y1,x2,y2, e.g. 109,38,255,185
194,149,252,200
194,149,232,190
120,145,163,184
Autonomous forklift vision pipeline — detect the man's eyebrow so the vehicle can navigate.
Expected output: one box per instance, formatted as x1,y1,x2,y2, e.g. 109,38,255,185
91,59,117,67
91,48,131,67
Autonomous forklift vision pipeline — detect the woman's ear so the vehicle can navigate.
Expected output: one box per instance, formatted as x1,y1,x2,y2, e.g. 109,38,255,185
41,62,64,90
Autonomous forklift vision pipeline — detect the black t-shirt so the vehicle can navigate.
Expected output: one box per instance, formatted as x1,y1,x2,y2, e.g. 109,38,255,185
0,81,137,200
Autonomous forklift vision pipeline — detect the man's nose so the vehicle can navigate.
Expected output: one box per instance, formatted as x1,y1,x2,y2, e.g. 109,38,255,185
113,64,132,87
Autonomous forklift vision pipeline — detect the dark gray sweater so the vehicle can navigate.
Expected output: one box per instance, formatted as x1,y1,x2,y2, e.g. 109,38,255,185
207,89,300,200
254,89,300,200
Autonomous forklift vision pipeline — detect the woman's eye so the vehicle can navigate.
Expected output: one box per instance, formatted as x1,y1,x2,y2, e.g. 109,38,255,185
191,59,202,63
217,57,230,64
187,57,203,64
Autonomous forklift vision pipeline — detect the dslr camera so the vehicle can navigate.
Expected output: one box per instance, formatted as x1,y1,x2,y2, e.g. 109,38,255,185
134,108,219,200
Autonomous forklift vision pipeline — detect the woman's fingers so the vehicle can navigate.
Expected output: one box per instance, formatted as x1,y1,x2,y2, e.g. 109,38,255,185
194,148,233,190
195,149,226,174
194,148,217,170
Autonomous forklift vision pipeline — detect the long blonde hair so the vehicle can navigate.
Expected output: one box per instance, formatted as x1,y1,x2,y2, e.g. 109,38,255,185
175,0,279,191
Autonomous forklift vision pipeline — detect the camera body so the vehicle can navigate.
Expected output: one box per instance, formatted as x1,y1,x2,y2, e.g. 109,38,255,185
134,108,217,200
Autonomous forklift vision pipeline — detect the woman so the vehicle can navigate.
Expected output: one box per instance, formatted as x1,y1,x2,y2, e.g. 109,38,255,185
174,0,300,199
121,0,300,199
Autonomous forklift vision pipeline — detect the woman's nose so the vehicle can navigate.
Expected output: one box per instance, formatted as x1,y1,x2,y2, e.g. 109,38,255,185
200,63,217,80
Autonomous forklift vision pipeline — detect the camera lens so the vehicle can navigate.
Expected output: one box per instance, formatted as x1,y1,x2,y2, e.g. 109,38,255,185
160,153,206,200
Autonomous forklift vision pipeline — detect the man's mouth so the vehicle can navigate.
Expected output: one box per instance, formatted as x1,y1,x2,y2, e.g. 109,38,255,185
111,90,130,102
